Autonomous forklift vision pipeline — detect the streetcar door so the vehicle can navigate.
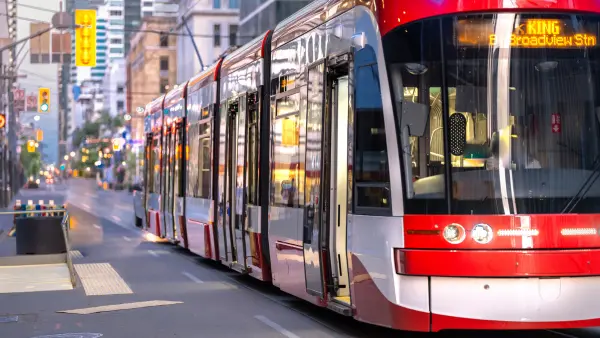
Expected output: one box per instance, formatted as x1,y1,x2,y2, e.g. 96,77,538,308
328,60,351,305
163,127,176,239
303,61,327,297
233,95,250,271
173,124,185,244
218,100,241,263
159,130,168,237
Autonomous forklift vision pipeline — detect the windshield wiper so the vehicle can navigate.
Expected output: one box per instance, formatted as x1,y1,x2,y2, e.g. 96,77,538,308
561,154,600,213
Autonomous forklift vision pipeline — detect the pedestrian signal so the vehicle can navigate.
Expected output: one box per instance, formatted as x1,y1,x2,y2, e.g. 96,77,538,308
75,9,97,67
38,88,50,113
0,114,6,129
26,140,35,153
112,142,120,151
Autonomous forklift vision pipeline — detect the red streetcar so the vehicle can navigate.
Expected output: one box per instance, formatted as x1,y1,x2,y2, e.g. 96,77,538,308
133,0,600,331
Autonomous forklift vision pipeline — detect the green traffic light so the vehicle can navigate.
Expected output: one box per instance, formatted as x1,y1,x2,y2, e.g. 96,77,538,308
40,103,49,112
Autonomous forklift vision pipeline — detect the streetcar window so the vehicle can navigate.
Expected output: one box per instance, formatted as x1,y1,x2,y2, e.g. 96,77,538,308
247,92,259,205
385,14,600,214
353,59,391,211
187,123,200,197
271,94,303,208
384,19,448,214
152,137,161,193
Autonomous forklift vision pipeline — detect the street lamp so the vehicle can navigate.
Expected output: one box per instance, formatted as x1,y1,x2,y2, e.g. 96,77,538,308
63,155,69,161
34,115,40,121
70,151,76,157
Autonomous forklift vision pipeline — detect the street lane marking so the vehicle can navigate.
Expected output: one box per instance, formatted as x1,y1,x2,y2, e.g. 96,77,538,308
84,192,94,197
181,271,203,284
58,300,182,315
147,250,169,257
74,263,133,296
93,224,101,229
81,203,90,210
111,215,121,222
122,236,131,242
69,250,83,259
254,315,300,338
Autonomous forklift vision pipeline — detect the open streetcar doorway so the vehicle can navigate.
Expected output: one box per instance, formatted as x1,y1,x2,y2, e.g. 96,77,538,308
161,122,185,242
217,96,251,272
303,54,352,310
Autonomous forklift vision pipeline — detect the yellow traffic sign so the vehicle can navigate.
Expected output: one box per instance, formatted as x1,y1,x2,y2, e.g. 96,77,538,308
75,10,97,67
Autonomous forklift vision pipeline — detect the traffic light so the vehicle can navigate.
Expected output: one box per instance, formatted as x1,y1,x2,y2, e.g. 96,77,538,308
26,140,35,153
38,88,50,113
36,129,43,141
75,9,97,67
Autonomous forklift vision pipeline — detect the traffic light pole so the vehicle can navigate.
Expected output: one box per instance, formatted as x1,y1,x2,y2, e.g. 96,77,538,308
0,23,63,207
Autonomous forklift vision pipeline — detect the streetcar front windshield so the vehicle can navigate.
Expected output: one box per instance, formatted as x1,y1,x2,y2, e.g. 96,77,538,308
384,13,600,214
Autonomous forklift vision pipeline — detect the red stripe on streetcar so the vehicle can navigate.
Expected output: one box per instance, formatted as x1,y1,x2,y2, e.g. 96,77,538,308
404,214,600,250
431,312,600,331
396,248,600,277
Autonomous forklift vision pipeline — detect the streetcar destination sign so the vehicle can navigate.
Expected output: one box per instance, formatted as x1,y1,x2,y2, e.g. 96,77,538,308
457,18,598,48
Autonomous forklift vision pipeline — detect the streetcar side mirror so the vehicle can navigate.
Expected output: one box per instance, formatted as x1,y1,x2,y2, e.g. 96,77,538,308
401,101,428,137
449,113,467,156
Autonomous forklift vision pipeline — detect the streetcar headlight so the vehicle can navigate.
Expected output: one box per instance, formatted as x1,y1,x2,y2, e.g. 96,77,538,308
443,223,466,244
471,223,494,244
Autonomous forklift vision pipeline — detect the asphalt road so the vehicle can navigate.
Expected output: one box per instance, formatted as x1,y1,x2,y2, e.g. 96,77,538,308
0,180,598,338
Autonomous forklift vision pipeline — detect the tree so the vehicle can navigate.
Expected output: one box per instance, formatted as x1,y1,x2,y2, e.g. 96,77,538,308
20,149,41,178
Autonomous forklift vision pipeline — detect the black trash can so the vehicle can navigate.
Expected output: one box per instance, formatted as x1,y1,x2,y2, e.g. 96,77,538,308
15,216,66,255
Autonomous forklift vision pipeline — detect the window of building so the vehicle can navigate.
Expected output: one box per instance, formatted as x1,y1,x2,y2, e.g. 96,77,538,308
109,10,122,16
109,38,122,44
229,0,239,9
159,57,169,71
213,0,221,8
159,78,169,94
142,1,152,6
229,25,238,46
117,101,124,111
159,33,169,47
213,24,221,47
142,11,152,17
117,85,124,94
109,47,124,54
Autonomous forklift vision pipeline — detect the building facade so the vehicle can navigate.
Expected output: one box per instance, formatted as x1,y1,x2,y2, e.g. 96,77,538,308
126,17,177,142
91,5,109,82
142,0,179,17
102,59,126,117
176,0,239,83
72,80,104,132
106,0,126,61
124,0,142,55
239,0,312,45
